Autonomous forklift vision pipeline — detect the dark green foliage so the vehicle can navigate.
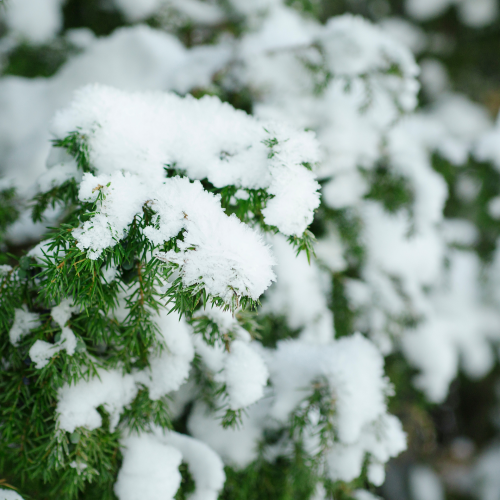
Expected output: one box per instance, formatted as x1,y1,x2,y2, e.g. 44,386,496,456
291,377,336,458
62,0,129,37
2,40,77,78
0,120,323,498
331,273,356,338
190,314,236,347
121,390,172,434
52,131,94,173
0,187,20,245
254,314,301,348
364,162,415,214
433,153,500,261
220,452,318,500
0,287,122,498
31,179,79,223
174,463,196,500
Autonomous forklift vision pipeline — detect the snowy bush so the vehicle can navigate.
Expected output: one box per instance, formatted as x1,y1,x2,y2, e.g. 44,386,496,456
2,1,500,500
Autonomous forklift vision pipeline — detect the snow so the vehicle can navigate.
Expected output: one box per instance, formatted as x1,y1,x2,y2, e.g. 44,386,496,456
56,368,138,433
188,401,267,468
379,18,427,55
0,265,12,276
402,250,500,402
158,430,226,500
489,197,500,219
112,0,163,21
263,234,334,344
6,1,490,495
192,335,269,410
406,0,498,27
153,180,276,304
134,309,194,400
188,333,405,483
2,0,64,44
354,492,382,500
476,115,500,170
239,5,315,57
100,264,119,284
73,170,276,304
268,333,390,443
326,415,406,485
409,465,445,500
221,340,269,409
9,306,41,346
474,445,500,500
321,15,419,89
115,428,226,500
29,299,79,369
0,24,231,202
29,327,78,369
51,298,78,328
0,490,25,500
114,433,182,500
51,84,320,238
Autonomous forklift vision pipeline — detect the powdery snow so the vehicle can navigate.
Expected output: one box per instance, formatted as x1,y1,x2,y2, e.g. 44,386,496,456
57,368,138,433
9,306,41,346
114,433,182,500
134,309,194,400
51,84,321,238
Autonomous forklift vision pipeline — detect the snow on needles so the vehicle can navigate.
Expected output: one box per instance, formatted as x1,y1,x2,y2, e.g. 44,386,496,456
75,171,276,303
134,309,194,400
115,429,226,500
188,333,405,485
50,84,321,237
57,368,138,433
320,14,420,112
9,306,41,346
114,433,183,500
29,298,80,369
48,84,324,304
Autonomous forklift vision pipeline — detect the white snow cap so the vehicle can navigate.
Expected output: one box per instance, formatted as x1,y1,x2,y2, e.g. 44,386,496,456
115,429,226,500
263,234,334,344
320,14,419,111
56,368,138,433
29,298,79,369
221,340,269,409
48,84,323,305
406,0,497,27
74,171,276,303
51,84,321,237
9,306,41,346
187,401,268,468
133,309,194,400
29,326,78,369
402,250,500,403
3,0,64,44
193,335,269,410
409,465,445,500
268,333,391,443
0,490,25,500
188,333,405,484
114,433,183,500
157,430,226,500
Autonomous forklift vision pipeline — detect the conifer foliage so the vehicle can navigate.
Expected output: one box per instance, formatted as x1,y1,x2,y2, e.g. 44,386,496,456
3,1,500,500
